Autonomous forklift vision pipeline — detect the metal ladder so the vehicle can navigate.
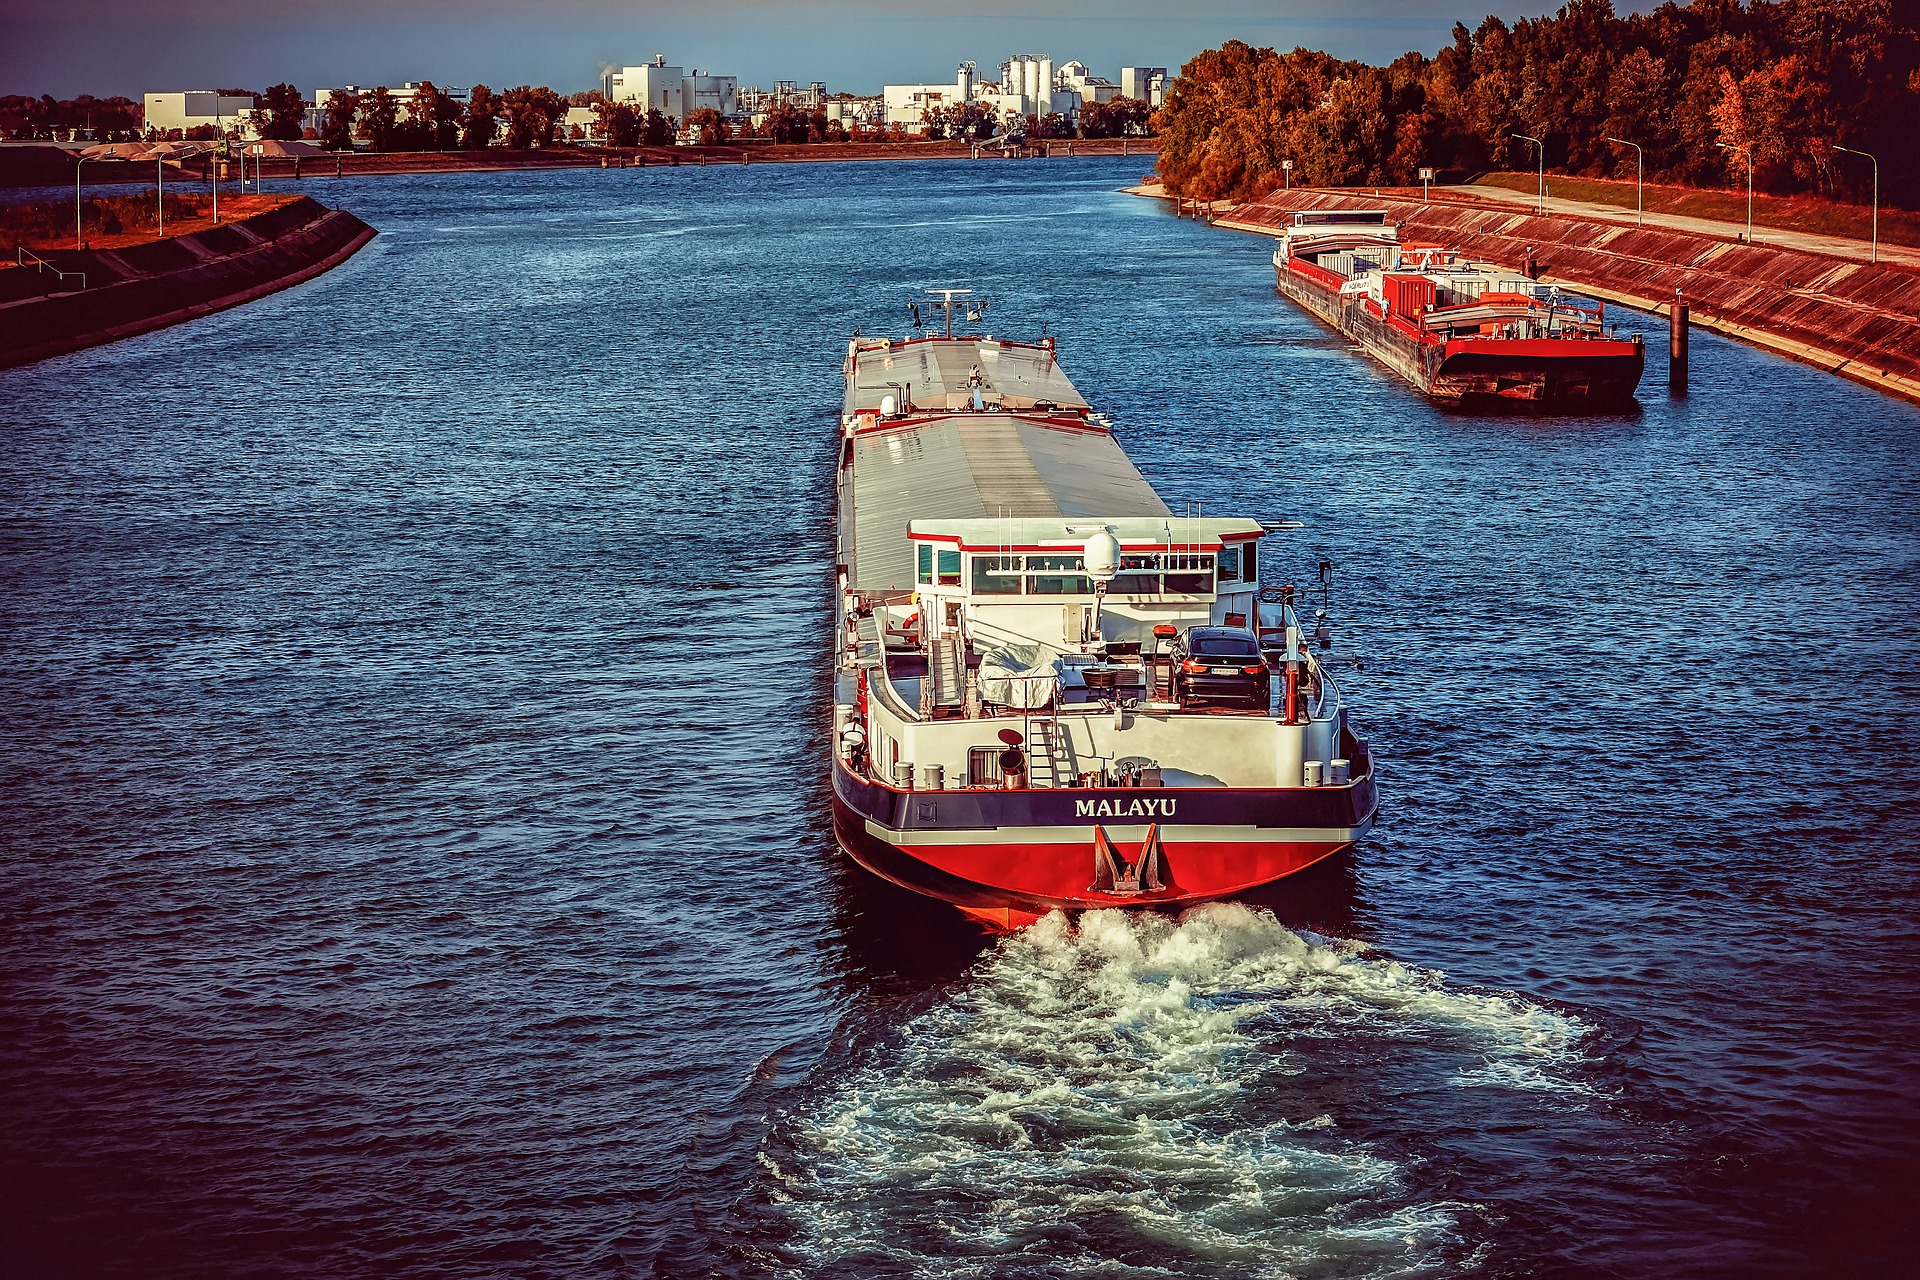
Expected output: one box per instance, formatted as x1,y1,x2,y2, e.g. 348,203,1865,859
1025,717,1075,789
929,635,964,710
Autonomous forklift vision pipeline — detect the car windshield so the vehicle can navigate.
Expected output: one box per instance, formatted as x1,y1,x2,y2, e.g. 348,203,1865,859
1191,635,1259,656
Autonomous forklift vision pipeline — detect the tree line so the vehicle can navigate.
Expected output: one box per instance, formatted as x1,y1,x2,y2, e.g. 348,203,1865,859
1154,0,1918,206
0,94,143,140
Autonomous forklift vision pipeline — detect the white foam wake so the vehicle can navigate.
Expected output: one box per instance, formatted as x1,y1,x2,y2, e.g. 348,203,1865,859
761,904,1592,1278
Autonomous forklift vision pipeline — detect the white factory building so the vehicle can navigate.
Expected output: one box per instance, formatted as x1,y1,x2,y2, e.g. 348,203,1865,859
142,91,257,137
1056,61,1119,106
882,56,1164,132
603,56,738,120
1121,66,1168,106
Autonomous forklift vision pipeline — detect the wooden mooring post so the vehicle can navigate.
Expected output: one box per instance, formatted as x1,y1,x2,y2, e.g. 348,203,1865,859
1669,293,1689,394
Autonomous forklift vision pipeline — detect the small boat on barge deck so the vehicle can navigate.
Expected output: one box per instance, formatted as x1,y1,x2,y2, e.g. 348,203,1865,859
831,297,1378,929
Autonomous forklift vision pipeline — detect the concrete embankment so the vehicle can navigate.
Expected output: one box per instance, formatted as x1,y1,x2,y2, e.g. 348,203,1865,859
1213,188,1920,405
0,196,374,371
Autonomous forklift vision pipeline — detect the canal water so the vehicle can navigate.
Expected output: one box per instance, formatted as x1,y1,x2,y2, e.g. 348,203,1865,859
2,158,1915,1279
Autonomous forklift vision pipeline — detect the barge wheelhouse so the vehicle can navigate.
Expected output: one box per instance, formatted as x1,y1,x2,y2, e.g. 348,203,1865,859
831,318,1377,929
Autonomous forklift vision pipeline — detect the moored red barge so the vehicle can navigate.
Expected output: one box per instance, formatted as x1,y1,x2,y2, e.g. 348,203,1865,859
830,299,1377,929
1272,209,1645,407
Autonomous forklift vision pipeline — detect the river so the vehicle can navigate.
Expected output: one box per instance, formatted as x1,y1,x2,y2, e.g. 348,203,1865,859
2,157,1916,1278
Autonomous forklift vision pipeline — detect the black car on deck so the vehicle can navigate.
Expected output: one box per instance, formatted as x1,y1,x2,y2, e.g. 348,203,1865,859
1176,627,1271,708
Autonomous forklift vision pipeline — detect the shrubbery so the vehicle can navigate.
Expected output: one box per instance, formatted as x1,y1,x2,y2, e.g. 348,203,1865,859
1,192,213,247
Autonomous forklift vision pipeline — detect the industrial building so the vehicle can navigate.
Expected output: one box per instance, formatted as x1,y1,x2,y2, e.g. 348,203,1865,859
882,56,1164,132
1120,67,1168,107
603,57,738,121
142,92,257,137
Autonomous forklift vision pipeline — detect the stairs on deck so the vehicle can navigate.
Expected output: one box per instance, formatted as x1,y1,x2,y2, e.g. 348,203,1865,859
1025,717,1075,789
930,635,964,710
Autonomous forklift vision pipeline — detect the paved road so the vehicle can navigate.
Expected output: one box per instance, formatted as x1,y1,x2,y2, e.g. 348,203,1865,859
1446,183,1916,270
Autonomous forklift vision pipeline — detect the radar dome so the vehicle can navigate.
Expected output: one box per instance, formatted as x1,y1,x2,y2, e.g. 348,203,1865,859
1082,528,1120,582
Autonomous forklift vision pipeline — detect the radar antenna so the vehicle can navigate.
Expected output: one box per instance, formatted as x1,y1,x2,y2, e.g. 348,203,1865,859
922,288,986,340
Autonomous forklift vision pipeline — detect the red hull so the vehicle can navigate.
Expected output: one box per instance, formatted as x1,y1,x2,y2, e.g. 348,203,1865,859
830,763,1373,924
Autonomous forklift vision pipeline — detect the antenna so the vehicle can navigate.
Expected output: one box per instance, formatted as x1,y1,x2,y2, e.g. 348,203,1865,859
924,288,973,340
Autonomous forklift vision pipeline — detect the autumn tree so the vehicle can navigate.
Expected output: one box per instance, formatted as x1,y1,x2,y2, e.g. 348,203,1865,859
257,83,305,141
319,90,358,150
593,98,640,147
500,86,565,148
358,87,400,151
402,81,463,151
762,101,809,143
685,106,729,145
462,85,499,149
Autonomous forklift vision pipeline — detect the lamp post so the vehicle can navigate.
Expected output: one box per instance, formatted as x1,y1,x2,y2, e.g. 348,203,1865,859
1512,133,1543,215
73,154,88,249
1606,136,1643,226
1831,144,1878,265
1717,141,1752,241
211,104,223,224
156,153,164,238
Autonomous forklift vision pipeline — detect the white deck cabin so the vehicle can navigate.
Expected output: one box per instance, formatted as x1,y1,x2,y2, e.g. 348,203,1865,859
834,331,1348,794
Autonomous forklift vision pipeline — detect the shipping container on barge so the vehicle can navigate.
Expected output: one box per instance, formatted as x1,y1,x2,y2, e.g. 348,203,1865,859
831,296,1377,930
1273,209,1645,407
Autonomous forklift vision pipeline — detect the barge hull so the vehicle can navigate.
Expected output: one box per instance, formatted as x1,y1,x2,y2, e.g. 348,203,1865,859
1275,263,1643,407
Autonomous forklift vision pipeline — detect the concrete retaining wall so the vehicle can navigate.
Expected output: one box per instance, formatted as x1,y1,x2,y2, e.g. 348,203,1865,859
1218,189,1920,404
1,196,376,371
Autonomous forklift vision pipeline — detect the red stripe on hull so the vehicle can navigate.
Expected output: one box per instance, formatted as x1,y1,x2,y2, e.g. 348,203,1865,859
830,792,1361,918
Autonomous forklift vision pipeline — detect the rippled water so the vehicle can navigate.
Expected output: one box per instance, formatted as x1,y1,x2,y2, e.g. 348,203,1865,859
3,158,1917,1278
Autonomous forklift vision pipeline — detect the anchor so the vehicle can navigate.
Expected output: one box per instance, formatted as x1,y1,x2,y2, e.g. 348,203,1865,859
1089,823,1164,896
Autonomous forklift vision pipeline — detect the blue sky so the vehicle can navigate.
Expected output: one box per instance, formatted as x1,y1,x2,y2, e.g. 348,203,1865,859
6,1,1664,99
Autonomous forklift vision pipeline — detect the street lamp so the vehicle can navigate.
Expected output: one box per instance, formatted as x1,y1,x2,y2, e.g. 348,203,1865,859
211,103,223,223
1606,136,1643,226
73,154,88,249
1717,141,1752,242
1831,144,1878,265
1512,133,1543,215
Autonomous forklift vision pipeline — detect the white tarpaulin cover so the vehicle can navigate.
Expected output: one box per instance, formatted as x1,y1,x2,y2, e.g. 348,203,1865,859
978,642,1060,709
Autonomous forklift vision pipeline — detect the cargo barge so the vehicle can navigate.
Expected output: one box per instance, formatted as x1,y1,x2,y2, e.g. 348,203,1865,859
830,295,1377,929
1273,209,1644,407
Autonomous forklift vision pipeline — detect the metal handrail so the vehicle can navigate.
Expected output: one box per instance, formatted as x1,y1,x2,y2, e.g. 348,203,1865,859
15,247,85,289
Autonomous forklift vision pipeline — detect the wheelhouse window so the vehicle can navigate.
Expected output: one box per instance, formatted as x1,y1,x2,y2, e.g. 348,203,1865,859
1111,553,1160,594
1216,543,1259,586
1163,554,1215,594
965,551,1216,597
972,555,1022,595
1026,554,1090,595
917,544,961,586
